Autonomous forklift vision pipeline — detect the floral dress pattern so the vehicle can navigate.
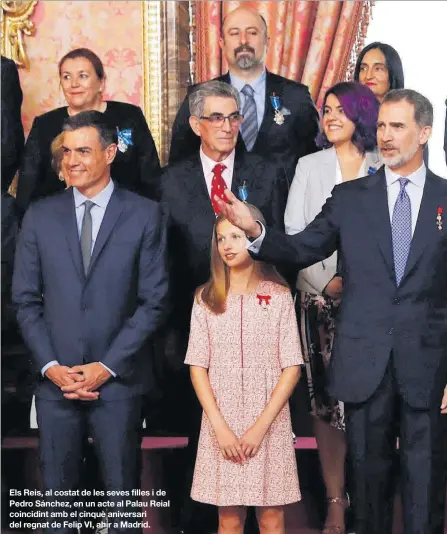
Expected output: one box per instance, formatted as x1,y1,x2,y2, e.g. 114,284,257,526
298,292,345,432
185,281,303,507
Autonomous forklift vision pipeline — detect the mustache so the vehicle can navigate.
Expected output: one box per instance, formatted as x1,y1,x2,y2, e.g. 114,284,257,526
234,45,255,56
380,144,397,151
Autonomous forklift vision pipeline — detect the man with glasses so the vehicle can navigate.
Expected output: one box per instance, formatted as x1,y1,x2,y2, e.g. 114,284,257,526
159,80,286,534
169,6,320,186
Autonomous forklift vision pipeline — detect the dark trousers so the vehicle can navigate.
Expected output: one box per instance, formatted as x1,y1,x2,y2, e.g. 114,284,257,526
36,396,143,534
344,360,446,534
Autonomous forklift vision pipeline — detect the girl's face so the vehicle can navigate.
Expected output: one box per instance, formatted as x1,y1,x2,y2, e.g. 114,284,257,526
216,219,252,269
322,93,356,146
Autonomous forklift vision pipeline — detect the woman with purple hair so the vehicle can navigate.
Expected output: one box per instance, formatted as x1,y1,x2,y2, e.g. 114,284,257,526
284,81,380,534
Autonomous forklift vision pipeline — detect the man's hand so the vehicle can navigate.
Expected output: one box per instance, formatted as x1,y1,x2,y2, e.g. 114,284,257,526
239,423,267,458
441,386,447,414
324,276,343,301
45,365,85,389
215,190,261,238
60,362,112,400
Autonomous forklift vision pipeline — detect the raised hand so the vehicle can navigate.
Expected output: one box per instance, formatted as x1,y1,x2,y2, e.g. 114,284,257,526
215,189,261,238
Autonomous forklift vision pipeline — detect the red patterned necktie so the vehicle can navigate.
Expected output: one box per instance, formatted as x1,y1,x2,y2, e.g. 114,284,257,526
210,163,227,215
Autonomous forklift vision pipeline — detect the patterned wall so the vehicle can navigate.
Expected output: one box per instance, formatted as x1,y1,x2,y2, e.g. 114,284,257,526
18,0,144,136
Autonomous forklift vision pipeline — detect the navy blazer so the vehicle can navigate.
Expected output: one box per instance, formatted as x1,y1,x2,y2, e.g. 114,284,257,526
257,167,447,409
169,70,319,184
12,186,169,401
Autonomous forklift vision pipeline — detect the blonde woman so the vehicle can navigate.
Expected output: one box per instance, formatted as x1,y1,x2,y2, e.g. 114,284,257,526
185,206,303,534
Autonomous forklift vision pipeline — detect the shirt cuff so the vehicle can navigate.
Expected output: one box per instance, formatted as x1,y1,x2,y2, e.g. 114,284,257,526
42,360,59,376
100,362,116,378
246,221,266,254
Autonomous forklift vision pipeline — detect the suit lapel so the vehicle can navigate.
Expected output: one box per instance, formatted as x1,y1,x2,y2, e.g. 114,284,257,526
319,148,338,200
253,70,276,151
362,168,395,277
181,154,216,225
87,188,124,277
402,171,442,282
55,189,85,281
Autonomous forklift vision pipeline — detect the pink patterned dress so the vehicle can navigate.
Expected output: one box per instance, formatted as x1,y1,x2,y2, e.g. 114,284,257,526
185,281,303,507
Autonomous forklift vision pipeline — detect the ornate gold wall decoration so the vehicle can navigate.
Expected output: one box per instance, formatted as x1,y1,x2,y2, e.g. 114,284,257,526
142,1,191,165
1,0,38,68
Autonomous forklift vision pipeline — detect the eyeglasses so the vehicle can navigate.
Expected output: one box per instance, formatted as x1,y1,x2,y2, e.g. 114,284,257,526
199,112,243,128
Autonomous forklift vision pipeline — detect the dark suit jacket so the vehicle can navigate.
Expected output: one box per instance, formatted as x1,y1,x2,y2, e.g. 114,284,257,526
12,186,169,401
16,101,161,213
169,70,319,184
1,192,19,333
444,99,447,165
257,167,447,409
161,150,287,337
1,56,24,191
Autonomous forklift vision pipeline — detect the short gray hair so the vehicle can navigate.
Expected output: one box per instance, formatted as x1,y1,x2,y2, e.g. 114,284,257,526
382,89,433,128
189,80,241,118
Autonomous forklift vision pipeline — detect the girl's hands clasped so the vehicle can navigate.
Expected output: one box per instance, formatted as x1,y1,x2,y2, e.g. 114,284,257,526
215,424,246,463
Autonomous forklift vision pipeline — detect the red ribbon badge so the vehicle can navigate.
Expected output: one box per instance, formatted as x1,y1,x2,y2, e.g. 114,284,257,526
437,207,443,230
257,294,271,309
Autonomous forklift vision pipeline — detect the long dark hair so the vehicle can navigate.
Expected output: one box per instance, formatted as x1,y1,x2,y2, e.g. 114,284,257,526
354,42,404,91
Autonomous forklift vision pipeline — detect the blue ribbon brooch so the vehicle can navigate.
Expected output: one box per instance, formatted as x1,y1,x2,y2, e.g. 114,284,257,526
117,128,133,153
270,93,284,125
238,181,248,202
367,166,377,175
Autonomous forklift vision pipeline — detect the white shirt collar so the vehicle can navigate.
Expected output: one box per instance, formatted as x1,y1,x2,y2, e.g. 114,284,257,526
385,164,426,188
199,147,236,176
73,179,115,208
229,69,266,95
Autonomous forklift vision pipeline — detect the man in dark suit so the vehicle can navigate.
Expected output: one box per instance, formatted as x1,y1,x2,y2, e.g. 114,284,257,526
217,89,447,534
160,80,286,533
444,98,446,165
169,6,319,185
1,56,25,191
12,111,168,534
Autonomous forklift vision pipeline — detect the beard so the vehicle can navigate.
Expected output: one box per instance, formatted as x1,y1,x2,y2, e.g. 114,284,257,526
234,45,262,70
379,138,421,169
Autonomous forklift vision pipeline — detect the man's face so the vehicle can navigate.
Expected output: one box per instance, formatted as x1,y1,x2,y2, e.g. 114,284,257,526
377,100,431,171
219,8,268,71
62,127,116,195
189,96,241,159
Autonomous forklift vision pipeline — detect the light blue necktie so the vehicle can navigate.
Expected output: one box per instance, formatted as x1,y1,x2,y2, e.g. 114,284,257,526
391,178,412,286
240,84,258,151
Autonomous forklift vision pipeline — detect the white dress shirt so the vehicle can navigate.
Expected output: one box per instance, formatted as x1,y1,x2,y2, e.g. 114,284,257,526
249,164,427,253
229,69,266,128
200,147,236,196
41,179,117,377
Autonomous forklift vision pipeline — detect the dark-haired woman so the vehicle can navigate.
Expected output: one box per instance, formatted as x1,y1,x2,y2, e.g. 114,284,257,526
354,41,404,102
17,48,160,213
285,82,380,534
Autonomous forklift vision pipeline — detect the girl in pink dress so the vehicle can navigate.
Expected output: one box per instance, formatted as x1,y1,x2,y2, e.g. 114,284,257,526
185,208,303,534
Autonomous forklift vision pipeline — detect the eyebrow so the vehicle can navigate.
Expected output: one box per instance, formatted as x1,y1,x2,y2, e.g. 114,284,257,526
376,121,405,127
360,61,386,68
62,145,92,151
227,25,260,32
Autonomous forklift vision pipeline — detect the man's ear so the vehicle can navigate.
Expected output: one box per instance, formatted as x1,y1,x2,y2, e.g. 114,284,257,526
189,115,202,138
105,143,118,164
419,125,432,146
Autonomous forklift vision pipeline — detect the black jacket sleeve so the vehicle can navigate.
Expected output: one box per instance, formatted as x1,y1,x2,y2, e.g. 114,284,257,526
132,106,161,201
1,57,24,191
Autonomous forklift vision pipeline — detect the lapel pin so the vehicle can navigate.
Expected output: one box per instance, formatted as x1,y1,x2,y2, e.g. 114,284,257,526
238,181,248,202
436,206,443,230
270,93,285,125
257,294,271,311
